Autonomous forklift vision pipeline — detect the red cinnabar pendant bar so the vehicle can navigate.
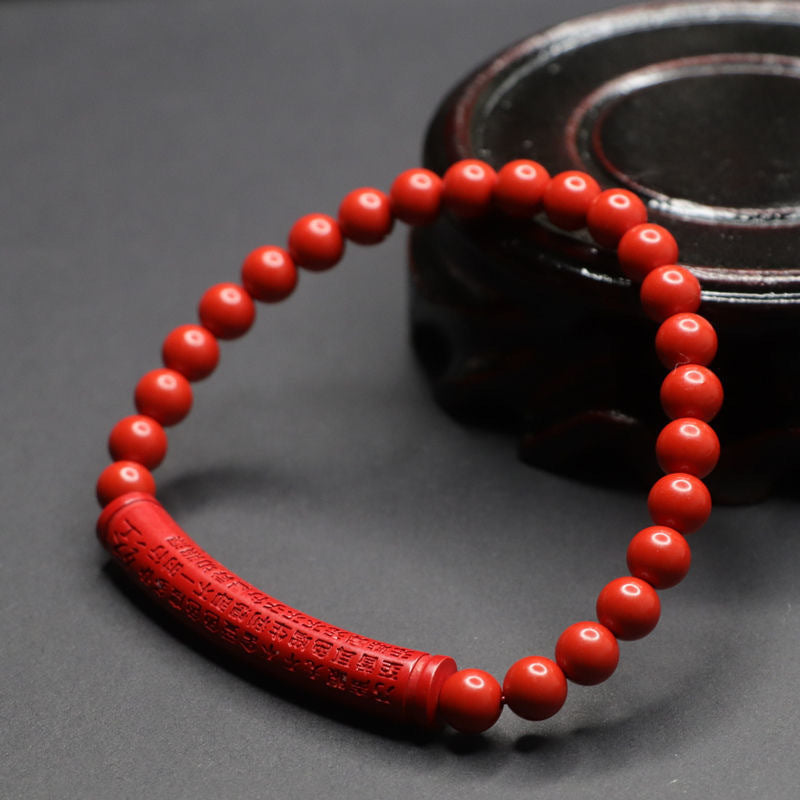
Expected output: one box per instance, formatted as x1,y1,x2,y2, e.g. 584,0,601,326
97,492,456,727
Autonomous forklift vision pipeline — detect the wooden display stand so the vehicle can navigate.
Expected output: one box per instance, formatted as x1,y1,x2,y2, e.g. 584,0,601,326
410,1,800,502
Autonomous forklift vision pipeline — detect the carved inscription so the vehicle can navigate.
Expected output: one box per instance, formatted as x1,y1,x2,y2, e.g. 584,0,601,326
106,515,421,710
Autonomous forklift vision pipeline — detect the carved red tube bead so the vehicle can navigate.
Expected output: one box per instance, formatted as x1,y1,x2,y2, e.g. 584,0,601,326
97,492,456,727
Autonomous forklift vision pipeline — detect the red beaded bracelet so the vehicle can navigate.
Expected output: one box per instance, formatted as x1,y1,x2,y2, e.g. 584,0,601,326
96,158,721,735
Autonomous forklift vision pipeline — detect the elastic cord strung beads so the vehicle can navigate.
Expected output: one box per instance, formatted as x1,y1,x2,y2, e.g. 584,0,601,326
96,158,722,734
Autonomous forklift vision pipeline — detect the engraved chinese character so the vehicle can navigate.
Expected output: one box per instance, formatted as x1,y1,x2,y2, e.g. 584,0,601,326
348,678,371,697
311,639,333,659
288,631,313,652
330,648,357,668
211,592,234,613
148,544,167,563
326,668,347,691
229,602,250,622
203,610,220,632
372,682,395,704
267,620,291,641
378,660,403,680
184,598,202,621
355,654,379,674
220,620,239,644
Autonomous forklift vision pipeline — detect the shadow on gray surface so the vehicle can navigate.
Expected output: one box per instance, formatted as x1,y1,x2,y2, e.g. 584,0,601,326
96,459,800,778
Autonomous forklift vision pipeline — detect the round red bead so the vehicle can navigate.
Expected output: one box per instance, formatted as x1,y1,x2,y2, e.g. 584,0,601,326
134,368,193,427
437,668,503,734
648,473,712,533
389,168,443,226
542,170,601,230
596,577,661,641
555,621,619,685
96,460,156,507
287,213,344,271
108,414,168,469
162,324,220,381
503,656,567,721
198,283,256,340
586,188,648,248
617,223,678,282
640,265,702,322
655,313,718,368
241,245,298,303
493,159,550,217
660,364,724,422
442,159,498,219
627,525,691,589
656,417,720,477
338,187,393,245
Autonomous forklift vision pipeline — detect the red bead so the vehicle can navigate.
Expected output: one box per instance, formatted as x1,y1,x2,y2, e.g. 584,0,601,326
655,313,718,368
656,417,720,477
502,656,567,721
555,622,619,685
198,283,256,340
96,460,156,507
108,414,168,469
437,668,503,734
389,168,443,226
640,265,702,322
493,159,550,217
134,368,193,427
542,170,601,230
648,473,712,533
287,213,344,271
338,187,393,245
442,159,497,219
241,246,298,303
617,223,678,282
660,364,724,421
596,577,661,640
162,324,220,381
627,526,691,589
586,188,648,248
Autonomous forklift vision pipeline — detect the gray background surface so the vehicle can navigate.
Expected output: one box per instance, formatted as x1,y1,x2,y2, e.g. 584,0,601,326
2,1,798,798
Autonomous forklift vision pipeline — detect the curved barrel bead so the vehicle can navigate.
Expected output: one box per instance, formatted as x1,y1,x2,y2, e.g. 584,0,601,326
97,492,456,728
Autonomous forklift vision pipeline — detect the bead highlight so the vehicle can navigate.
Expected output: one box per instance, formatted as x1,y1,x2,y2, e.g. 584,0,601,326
555,622,619,685
503,656,567,721
437,668,503,734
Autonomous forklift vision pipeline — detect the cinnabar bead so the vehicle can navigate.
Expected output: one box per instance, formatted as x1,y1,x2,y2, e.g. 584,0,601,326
389,168,443,225
596,577,661,640
586,188,648,248
617,223,678,282
542,170,601,230
134,368,193,426
288,213,345,271
655,313,718,368
108,414,168,469
338,187,393,244
241,246,298,303
661,364,724,421
96,460,156,507
555,622,619,685
627,526,691,589
493,159,550,217
162,324,220,381
656,417,720,477
648,473,712,533
198,283,256,340
437,668,503,734
640,265,702,322
442,159,498,218
502,656,567,721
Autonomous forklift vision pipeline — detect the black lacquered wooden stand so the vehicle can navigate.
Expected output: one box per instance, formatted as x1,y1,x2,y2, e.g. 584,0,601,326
411,1,800,502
